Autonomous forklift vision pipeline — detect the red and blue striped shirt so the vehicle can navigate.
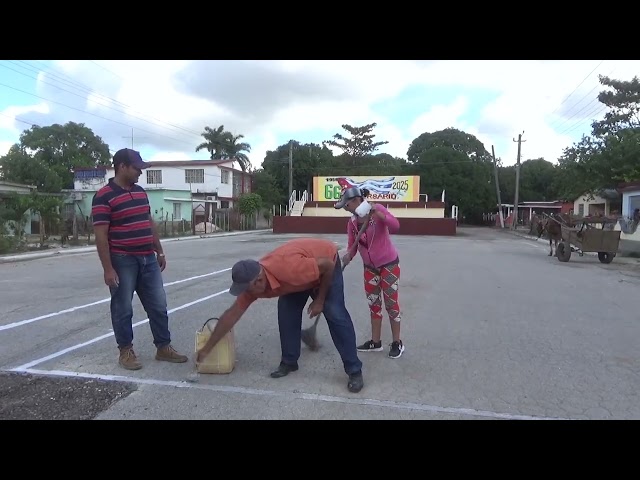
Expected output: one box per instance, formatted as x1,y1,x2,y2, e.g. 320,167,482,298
91,179,155,255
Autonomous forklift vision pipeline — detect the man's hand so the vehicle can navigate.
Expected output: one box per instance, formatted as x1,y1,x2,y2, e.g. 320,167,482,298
307,298,324,318
157,253,166,272
104,267,119,287
195,348,208,364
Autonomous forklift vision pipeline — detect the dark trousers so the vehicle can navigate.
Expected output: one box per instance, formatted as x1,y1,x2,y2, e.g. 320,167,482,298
277,257,363,375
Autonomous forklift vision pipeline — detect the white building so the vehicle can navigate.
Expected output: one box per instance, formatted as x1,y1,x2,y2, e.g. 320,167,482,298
73,159,253,209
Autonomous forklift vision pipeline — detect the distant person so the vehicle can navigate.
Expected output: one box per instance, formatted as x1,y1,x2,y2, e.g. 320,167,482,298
194,237,365,393
91,148,188,370
334,186,405,359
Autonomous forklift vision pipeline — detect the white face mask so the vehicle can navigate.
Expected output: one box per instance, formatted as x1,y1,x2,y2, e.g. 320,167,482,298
355,200,372,218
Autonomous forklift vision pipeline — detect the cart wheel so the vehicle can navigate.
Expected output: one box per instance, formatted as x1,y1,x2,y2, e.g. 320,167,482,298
597,252,615,264
557,242,571,262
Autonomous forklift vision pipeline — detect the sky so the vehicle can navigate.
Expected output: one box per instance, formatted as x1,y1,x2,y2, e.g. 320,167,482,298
0,60,639,171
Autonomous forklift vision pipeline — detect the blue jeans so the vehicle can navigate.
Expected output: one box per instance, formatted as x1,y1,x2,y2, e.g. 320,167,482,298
109,253,171,349
277,257,363,375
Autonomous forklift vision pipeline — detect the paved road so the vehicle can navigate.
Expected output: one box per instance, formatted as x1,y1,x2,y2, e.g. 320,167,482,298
1,227,639,420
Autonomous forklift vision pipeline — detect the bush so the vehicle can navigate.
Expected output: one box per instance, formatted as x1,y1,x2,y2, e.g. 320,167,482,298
0,235,16,255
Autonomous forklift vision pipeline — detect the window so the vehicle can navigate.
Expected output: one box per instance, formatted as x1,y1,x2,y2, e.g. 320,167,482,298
147,169,162,184
63,203,75,217
629,194,640,217
578,203,584,216
221,170,230,184
185,169,204,184
173,202,182,220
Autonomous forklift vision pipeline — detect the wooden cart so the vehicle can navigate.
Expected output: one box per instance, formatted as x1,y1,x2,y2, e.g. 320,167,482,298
554,218,621,264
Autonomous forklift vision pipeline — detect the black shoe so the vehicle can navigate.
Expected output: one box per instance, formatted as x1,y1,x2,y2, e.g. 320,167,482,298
270,362,299,378
357,340,383,352
347,371,364,393
389,340,405,359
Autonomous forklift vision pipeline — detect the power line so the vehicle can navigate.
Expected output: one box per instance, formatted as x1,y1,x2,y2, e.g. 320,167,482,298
0,81,196,148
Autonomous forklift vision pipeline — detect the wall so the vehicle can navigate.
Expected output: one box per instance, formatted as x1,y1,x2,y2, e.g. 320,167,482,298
301,201,445,218
622,188,640,218
65,189,194,224
142,164,233,198
146,190,193,222
72,160,245,200
573,193,610,216
273,216,456,235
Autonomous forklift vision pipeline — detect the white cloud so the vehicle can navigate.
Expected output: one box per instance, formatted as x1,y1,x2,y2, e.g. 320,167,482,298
0,102,50,135
1,59,639,172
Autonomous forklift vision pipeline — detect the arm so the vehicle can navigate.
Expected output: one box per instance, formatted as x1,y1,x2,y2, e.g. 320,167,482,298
94,225,113,272
314,257,336,304
149,216,164,255
91,193,116,279
345,221,356,259
371,203,400,233
196,296,253,360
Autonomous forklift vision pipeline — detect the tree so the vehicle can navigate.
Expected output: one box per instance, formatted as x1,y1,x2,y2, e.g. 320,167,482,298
251,170,283,208
224,133,252,172
323,123,389,165
0,146,63,192
555,74,640,200
0,122,111,192
195,125,252,171
261,141,337,205
406,128,495,222
195,125,228,159
518,159,559,201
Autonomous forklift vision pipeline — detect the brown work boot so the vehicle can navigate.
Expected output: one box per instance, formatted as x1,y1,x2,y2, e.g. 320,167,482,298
155,344,188,363
119,346,142,370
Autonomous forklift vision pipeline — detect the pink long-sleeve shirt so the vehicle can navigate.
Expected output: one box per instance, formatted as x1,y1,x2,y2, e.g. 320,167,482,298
347,203,400,268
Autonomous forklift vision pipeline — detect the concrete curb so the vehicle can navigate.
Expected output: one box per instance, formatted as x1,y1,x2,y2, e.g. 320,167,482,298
0,229,273,264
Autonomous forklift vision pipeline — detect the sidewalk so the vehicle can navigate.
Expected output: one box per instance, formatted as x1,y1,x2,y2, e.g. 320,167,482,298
0,229,273,264
496,227,640,265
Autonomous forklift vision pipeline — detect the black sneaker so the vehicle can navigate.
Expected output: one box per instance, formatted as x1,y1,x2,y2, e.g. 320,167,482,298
389,341,405,359
357,340,383,352
347,371,364,393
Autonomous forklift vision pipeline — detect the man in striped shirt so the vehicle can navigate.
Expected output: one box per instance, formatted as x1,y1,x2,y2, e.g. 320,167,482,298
91,148,188,370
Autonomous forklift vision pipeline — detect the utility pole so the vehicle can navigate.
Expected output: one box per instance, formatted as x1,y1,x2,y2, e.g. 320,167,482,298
288,140,293,210
491,145,504,229
122,127,146,149
511,132,526,230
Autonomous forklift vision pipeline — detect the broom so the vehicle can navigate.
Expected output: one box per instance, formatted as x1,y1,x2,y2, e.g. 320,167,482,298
300,215,370,351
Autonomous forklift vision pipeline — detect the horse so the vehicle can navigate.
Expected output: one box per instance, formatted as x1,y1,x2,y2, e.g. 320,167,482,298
529,214,546,236
538,212,573,256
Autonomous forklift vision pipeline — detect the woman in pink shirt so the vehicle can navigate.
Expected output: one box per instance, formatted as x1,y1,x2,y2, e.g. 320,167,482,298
335,186,404,359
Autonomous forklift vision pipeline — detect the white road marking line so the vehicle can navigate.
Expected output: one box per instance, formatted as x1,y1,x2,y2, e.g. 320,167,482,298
8,367,568,421
0,268,231,332
8,288,230,371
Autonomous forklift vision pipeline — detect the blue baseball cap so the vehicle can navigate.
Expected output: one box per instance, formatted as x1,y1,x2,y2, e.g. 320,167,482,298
113,148,150,170
229,259,261,296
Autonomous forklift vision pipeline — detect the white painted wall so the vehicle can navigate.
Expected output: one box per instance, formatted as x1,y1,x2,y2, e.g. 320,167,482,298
73,162,235,198
573,192,610,216
622,188,640,218
139,165,233,198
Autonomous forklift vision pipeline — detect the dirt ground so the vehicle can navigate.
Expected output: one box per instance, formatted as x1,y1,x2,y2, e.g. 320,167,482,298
0,371,137,420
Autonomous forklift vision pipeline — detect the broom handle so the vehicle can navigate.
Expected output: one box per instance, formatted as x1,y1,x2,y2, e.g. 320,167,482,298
310,214,370,327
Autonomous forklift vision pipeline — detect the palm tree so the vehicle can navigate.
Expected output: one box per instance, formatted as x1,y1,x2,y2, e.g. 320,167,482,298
195,125,228,159
224,133,252,172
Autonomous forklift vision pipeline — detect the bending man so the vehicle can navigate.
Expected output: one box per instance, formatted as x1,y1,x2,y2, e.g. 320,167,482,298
195,237,364,393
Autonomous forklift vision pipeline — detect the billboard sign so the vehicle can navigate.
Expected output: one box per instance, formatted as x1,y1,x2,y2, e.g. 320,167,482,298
313,175,420,202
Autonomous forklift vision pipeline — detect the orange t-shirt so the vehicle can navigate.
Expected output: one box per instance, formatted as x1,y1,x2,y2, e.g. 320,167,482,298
235,238,338,312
